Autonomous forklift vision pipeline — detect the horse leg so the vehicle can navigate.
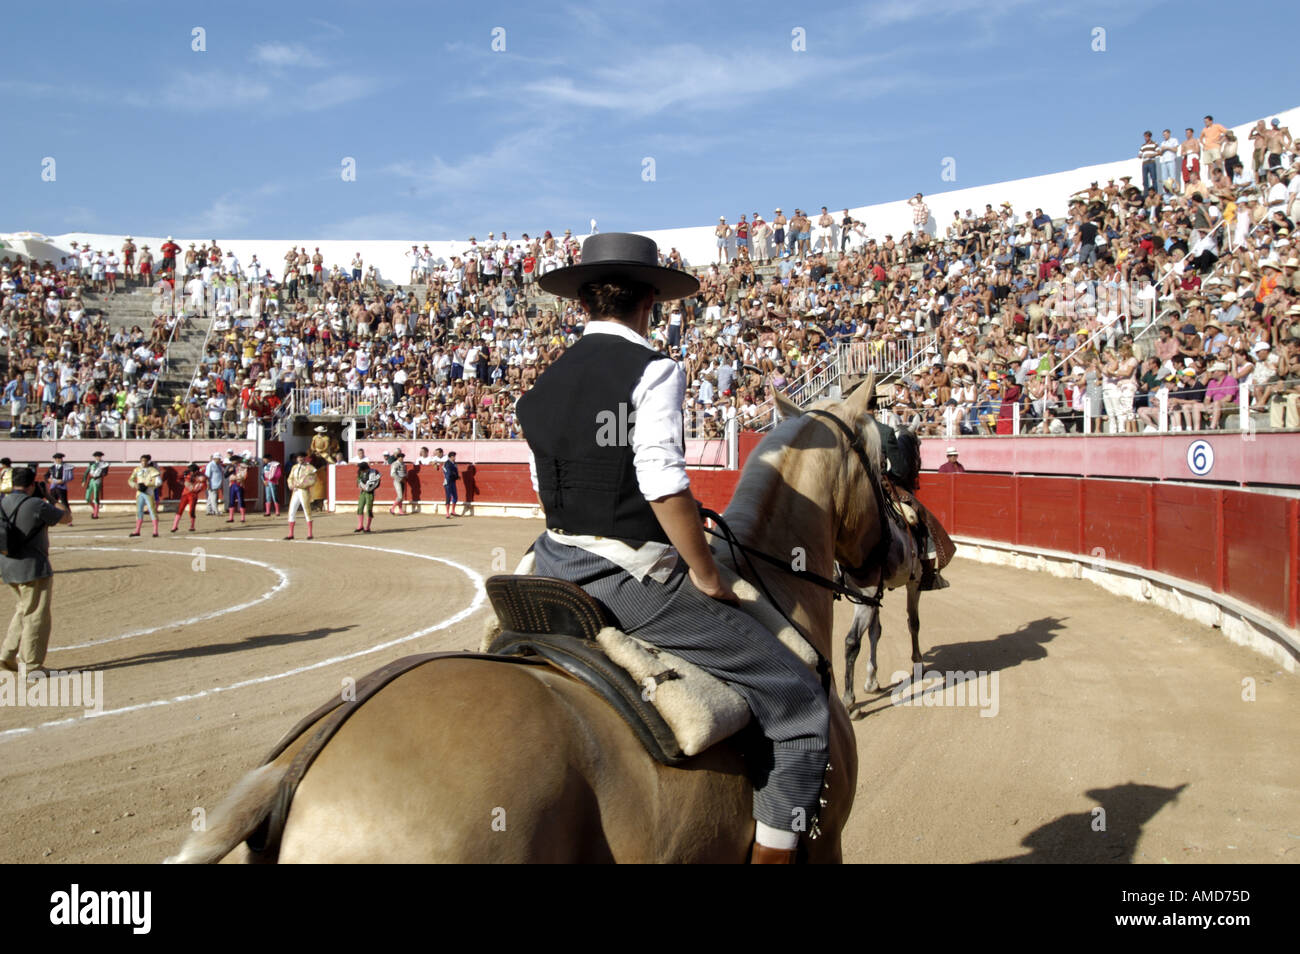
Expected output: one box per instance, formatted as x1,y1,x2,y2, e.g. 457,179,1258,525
841,604,867,708
865,606,883,692
907,580,922,664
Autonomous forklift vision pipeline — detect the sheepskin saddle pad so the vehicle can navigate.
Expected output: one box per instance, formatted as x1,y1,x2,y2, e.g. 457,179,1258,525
482,554,818,765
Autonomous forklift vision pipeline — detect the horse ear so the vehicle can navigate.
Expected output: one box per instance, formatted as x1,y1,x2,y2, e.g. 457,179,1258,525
773,390,803,420
844,371,876,417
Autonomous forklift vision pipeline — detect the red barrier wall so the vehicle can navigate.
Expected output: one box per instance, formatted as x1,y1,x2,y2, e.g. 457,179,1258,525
915,473,1299,629
921,432,1300,487
211,455,1300,632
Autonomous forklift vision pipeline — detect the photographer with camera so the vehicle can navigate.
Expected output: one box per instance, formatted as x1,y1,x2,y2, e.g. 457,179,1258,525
0,467,73,674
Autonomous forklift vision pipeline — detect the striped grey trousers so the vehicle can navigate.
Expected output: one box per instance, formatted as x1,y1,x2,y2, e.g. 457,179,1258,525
532,532,830,832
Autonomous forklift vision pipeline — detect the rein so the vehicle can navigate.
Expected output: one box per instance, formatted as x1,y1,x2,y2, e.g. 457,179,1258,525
700,507,880,609
698,406,894,613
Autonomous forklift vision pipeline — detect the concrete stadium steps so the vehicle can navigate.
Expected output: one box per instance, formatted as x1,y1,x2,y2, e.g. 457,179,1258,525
79,284,165,332
153,319,213,407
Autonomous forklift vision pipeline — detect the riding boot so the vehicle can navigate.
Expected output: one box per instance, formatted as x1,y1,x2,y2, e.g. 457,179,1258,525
306,521,314,541
240,508,246,523
364,516,372,533
285,521,295,540
919,560,950,591
355,515,364,532
151,519,159,537
171,515,181,532
130,519,142,537
750,843,797,864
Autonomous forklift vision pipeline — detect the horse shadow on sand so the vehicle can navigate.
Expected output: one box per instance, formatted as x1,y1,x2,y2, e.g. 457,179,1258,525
848,616,1068,721
978,782,1189,863
76,625,352,672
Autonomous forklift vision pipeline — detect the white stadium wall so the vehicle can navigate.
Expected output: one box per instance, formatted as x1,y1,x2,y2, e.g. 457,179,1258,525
10,105,1297,283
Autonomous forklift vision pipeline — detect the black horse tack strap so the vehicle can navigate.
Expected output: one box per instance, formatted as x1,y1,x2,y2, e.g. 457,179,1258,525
698,407,892,608
700,509,880,608
244,651,550,859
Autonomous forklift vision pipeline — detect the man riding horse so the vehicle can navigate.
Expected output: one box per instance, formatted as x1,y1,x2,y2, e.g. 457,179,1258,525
516,232,831,863
867,390,951,591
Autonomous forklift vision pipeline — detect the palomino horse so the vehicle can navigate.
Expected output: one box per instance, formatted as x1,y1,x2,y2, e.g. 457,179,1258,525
171,378,887,863
839,547,924,709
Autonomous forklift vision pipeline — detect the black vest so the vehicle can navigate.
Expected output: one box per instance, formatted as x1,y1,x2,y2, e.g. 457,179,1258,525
516,333,673,544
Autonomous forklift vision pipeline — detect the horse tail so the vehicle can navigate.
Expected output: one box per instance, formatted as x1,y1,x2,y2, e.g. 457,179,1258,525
165,762,288,864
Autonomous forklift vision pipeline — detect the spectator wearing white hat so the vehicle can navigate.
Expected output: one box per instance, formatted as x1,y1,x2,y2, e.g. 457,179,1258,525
937,447,966,473
714,216,731,264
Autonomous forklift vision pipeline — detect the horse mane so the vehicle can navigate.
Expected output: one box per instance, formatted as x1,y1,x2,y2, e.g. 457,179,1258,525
808,396,883,535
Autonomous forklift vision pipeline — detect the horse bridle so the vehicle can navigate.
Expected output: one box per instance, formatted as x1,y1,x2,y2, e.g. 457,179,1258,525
805,408,894,582
699,407,892,611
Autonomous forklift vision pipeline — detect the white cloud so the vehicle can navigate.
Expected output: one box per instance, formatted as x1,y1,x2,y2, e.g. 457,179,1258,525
522,43,887,117
301,74,383,110
125,71,272,109
384,122,561,197
861,0,1036,27
252,43,326,69
172,184,282,236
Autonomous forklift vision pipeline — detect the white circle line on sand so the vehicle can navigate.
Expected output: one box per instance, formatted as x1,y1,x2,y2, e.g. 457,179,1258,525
52,547,291,652
0,541,486,741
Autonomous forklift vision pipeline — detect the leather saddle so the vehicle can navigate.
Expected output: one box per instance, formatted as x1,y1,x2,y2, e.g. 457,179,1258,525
882,480,955,570
484,575,688,766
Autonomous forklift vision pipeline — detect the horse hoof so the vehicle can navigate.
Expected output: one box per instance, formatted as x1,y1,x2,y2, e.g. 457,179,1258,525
865,680,880,693
840,692,855,709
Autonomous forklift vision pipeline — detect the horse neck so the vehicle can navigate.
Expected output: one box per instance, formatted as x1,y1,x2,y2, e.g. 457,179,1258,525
722,440,839,660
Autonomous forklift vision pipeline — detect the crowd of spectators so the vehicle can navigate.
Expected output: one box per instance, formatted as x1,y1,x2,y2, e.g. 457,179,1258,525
5,112,1299,442
0,257,175,438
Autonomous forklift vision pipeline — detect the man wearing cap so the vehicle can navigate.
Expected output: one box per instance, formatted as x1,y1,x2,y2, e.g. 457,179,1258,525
441,451,461,519
1191,361,1239,430
309,425,339,513
0,466,73,675
714,216,731,264
388,450,408,516
516,232,831,863
83,451,109,519
172,463,208,533
128,454,162,538
205,453,226,515
261,453,282,517
225,453,250,524
159,236,180,278
285,452,316,541
937,448,966,474
1263,118,1292,172
44,453,73,512
355,458,381,533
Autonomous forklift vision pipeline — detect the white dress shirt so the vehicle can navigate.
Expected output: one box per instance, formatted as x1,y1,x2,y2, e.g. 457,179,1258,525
527,320,689,582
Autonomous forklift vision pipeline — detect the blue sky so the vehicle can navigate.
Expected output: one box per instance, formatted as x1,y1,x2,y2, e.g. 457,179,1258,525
3,0,1297,241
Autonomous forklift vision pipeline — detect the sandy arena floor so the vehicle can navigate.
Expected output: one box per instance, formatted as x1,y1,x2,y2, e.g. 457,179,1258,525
0,508,1295,864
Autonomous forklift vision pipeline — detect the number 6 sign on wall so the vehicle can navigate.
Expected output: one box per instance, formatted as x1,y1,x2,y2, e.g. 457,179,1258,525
1186,439,1214,477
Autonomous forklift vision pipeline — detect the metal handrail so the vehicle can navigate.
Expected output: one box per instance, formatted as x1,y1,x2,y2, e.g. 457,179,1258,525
147,309,185,405
181,312,218,407
1130,215,1272,351
1050,217,1232,377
